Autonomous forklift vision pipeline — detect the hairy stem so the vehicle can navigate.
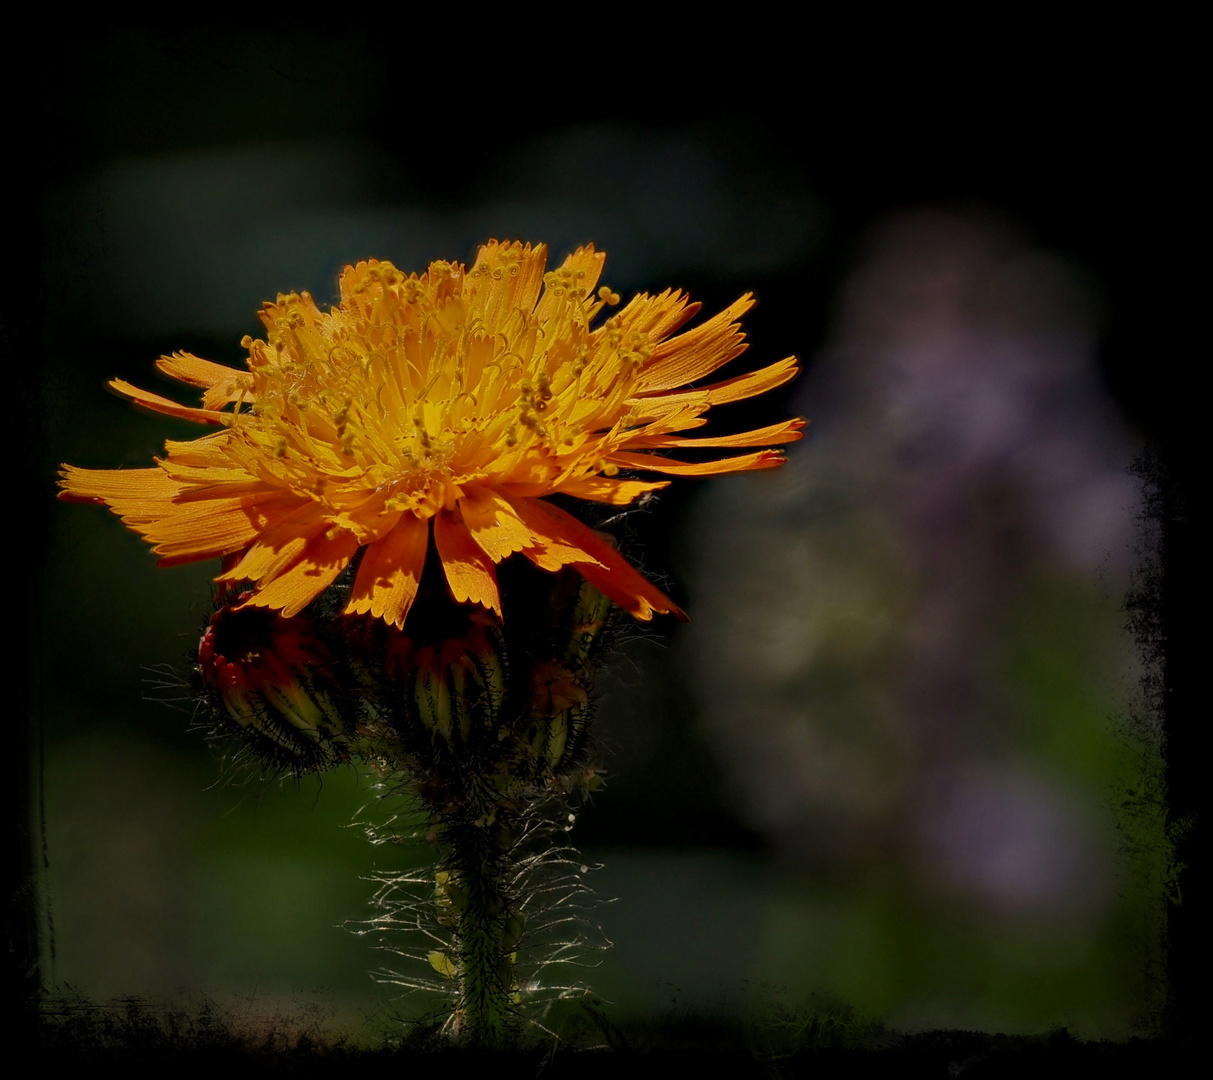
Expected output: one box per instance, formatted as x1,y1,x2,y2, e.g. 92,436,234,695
440,815,520,1047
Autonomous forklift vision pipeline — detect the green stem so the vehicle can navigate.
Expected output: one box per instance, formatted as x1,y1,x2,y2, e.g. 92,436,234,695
440,815,520,1047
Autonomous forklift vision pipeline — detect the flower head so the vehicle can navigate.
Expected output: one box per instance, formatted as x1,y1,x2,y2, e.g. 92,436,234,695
60,241,802,625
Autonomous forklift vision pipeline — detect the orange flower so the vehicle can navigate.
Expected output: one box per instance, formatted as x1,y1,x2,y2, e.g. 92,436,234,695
59,241,802,625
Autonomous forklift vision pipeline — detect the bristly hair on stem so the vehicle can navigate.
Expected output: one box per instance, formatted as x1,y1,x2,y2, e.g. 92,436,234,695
351,780,612,1045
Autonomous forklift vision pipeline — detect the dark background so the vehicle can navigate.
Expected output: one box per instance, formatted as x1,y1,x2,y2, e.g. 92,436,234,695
11,22,1200,1058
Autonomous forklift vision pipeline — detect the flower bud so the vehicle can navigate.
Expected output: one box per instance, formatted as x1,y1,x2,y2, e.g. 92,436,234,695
559,577,616,679
523,660,591,776
198,605,350,770
411,611,507,749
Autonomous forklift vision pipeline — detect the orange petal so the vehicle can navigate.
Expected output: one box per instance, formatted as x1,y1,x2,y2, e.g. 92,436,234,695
108,380,233,426
58,464,308,567
258,289,325,333
219,502,329,584
518,499,685,621
502,496,607,573
630,355,800,412
157,462,260,488
466,240,550,331
458,488,536,562
608,449,787,476
610,289,702,342
155,352,253,409
621,418,806,451
535,244,607,322
57,465,183,507
614,407,709,440
325,491,404,545
701,355,801,405
634,295,755,394
433,508,502,615
150,491,307,566
239,526,360,618
345,513,430,628
160,435,240,468
553,475,672,505
559,244,607,299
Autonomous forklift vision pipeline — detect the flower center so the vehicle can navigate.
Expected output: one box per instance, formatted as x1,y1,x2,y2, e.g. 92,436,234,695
217,260,643,525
